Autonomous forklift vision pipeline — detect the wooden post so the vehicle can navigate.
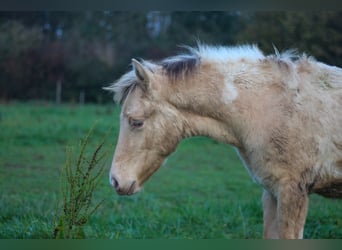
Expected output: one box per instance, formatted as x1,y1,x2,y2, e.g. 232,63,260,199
56,79,62,104
79,90,85,105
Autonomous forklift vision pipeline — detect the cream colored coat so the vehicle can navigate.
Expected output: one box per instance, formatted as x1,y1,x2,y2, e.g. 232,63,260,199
106,44,342,239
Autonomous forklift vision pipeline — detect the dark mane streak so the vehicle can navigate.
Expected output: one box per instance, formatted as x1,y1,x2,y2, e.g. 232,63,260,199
160,54,200,80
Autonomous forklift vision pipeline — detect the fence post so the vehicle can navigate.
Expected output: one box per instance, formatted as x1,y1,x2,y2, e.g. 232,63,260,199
56,79,62,104
79,90,85,105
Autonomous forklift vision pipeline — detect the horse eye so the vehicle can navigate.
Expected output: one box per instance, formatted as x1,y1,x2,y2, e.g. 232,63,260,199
129,118,144,129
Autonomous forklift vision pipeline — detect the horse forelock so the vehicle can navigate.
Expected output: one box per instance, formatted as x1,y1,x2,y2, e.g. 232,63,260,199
105,70,139,105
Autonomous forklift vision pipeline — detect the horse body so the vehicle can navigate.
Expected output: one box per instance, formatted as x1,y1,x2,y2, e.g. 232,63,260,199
106,44,342,239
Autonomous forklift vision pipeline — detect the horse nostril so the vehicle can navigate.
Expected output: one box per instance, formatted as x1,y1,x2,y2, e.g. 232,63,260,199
111,176,119,190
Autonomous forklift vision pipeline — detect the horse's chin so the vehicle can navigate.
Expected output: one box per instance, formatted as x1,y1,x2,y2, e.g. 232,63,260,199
129,184,142,196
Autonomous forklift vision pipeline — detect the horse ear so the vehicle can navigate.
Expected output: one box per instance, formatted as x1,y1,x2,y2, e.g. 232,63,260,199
132,59,149,83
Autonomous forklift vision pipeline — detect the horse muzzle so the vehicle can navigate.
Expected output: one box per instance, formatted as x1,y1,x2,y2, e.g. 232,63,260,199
110,174,140,196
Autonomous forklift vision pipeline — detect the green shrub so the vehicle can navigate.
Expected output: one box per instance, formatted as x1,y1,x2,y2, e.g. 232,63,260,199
53,123,110,239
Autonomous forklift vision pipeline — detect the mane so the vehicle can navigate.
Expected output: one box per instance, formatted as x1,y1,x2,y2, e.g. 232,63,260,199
160,44,265,79
105,44,308,105
193,44,265,62
160,54,200,80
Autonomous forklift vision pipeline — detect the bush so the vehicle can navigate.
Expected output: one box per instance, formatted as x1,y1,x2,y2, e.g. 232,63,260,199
53,123,110,239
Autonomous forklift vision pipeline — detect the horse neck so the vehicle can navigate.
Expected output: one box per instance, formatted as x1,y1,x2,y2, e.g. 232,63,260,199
165,60,284,148
165,62,254,147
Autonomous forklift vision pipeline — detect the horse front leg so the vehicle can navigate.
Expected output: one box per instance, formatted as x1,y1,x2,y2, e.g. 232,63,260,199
276,182,309,239
262,189,279,238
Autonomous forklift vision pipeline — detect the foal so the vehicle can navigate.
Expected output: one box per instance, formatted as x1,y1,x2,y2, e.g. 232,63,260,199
105,44,342,239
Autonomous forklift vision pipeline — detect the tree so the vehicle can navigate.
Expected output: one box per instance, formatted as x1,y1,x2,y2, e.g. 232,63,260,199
0,11,341,103
236,12,342,66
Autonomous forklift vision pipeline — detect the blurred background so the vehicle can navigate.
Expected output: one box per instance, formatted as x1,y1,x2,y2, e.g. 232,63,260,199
1,12,342,239
1,11,341,104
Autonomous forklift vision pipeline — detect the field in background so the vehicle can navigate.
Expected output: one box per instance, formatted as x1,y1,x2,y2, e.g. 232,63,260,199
0,102,341,239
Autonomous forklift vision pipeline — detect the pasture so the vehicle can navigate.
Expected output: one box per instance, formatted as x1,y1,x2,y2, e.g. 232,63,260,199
0,102,341,239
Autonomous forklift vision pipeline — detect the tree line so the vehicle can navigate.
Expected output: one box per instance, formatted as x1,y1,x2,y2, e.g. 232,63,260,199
0,11,341,103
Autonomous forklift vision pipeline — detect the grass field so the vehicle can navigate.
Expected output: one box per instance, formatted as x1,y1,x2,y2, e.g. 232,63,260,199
0,102,341,239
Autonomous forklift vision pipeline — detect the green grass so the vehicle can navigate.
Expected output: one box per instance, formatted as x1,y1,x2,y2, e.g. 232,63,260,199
0,102,341,239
